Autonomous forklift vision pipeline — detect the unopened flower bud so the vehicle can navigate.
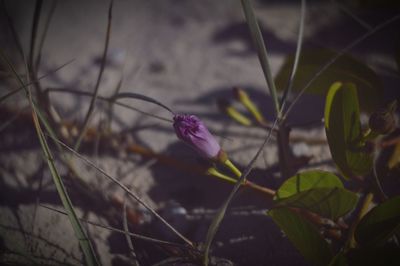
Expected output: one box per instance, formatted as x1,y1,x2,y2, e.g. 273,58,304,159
173,114,221,159
216,98,252,126
232,87,266,124
232,87,250,102
369,101,397,135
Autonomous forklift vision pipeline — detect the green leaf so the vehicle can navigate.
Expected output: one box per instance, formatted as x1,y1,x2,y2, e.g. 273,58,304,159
277,187,359,220
324,82,373,179
355,196,400,246
275,171,358,220
275,170,343,200
269,207,332,266
275,49,383,112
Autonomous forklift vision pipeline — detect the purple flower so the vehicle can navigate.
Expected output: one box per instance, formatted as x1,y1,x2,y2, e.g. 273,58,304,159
173,114,221,159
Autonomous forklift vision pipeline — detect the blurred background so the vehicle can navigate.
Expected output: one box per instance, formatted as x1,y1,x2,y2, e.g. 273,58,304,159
1,0,399,265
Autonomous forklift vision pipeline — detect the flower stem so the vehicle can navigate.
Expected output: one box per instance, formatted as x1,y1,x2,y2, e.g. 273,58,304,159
207,167,238,184
224,159,242,178
207,167,275,198
244,180,275,197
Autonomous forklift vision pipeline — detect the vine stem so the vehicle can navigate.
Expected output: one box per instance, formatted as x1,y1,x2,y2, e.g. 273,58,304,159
207,167,276,197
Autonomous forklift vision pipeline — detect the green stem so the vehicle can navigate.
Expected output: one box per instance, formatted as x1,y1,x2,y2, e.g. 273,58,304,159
245,180,275,197
207,167,275,197
207,167,238,184
277,124,294,179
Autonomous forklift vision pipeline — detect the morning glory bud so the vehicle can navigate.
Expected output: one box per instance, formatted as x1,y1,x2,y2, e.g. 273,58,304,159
173,114,222,159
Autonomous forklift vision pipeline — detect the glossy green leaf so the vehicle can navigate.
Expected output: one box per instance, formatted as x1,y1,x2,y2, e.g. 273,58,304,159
325,82,373,179
355,196,400,246
269,207,332,266
275,49,383,112
275,170,343,200
277,187,358,220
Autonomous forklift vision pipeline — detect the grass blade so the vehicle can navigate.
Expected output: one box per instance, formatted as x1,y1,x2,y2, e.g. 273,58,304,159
112,92,174,114
40,204,198,252
46,87,172,122
74,0,113,151
47,134,194,247
0,50,99,266
203,119,278,265
107,72,124,130
28,0,43,73
0,59,75,104
123,200,140,266
34,0,57,73
32,113,99,266
279,0,306,115
240,0,280,116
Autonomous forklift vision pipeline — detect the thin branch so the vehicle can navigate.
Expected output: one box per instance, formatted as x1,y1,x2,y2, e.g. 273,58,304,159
45,87,172,123
46,134,194,247
203,119,278,265
283,13,400,121
40,204,196,252
0,59,75,103
332,0,373,31
74,0,113,151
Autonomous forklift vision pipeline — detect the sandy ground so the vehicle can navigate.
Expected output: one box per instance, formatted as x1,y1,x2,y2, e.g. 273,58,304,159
1,0,399,265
